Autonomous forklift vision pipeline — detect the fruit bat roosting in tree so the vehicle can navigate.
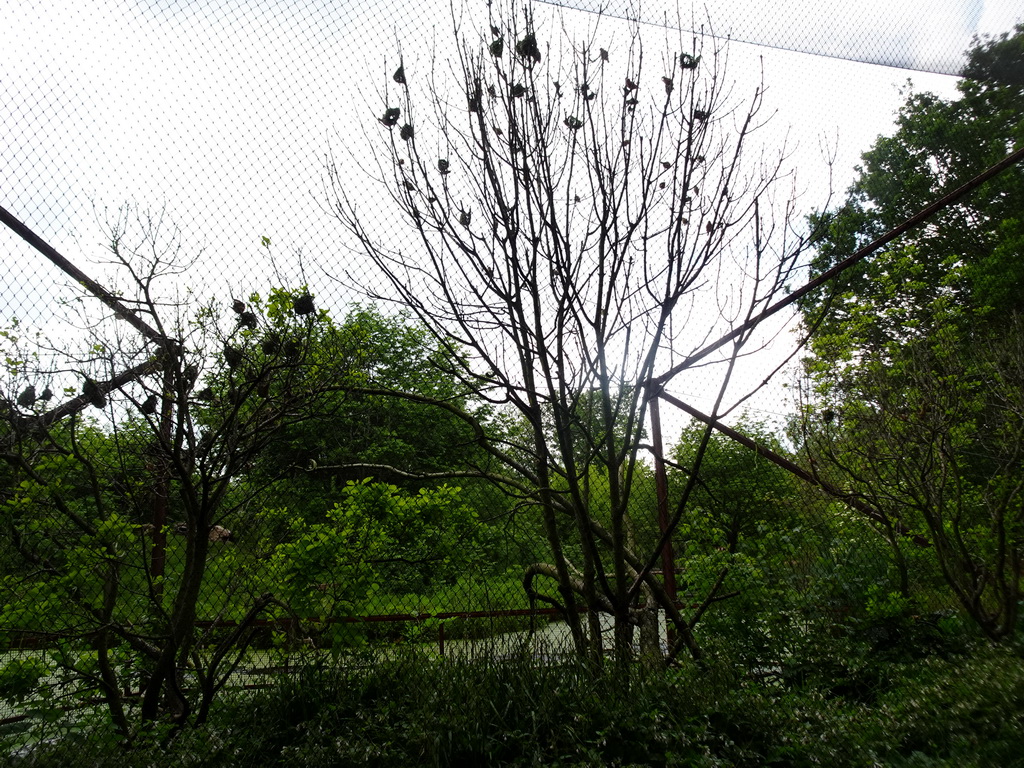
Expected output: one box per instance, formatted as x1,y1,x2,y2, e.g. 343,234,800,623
82,377,106,409
515,34,540,65
379,107,400,127
16,386,36,408
262,332,282,355
393,65,405,84
140,394,158,415
224,343,244,369
231,299,246,314
680,53,700,70
293,293,315,316
237,312,258,330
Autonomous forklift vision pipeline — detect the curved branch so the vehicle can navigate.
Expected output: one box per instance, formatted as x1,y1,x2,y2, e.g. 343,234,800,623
523,561,614,615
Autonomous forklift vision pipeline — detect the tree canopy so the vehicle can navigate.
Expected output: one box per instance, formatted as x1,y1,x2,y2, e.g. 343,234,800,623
331,1,814,665
802,24,1024,361
799,27,1024,640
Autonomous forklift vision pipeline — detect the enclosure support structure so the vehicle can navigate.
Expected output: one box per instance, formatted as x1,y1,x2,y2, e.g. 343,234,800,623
648,394,678,607
0,204,171,347
650,144,1024,386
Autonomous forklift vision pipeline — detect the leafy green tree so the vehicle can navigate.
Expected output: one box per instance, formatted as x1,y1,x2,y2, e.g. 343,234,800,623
672,420,799,555
802,317,1024,640
803,25,1024,351
232,302,521,606
0,203,514,739
800,28,1024,640
669,421,805,654
247,304,493,513
254,479,484,648
1,208,470,736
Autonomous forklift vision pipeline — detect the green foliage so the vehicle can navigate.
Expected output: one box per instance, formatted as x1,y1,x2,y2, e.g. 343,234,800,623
671,421,803,602
803,25,1024,363
0,283,518,736
247,304,484,496
672,419,799,553
802,315,1024,639
0,656,48,705
256,480,485,642
12,645,1024,767
800,27,1024,641
870,650,1024,764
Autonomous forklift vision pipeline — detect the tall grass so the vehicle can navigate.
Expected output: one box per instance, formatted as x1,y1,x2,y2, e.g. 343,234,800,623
11,640,1024,767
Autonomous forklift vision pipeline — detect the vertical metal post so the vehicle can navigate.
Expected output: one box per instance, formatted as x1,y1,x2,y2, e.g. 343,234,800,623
649,392,677,604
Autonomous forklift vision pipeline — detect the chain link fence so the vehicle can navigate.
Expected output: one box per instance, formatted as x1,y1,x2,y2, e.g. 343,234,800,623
2,0,1023,763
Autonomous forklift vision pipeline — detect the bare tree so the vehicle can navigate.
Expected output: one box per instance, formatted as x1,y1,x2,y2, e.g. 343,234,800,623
328,1,811,665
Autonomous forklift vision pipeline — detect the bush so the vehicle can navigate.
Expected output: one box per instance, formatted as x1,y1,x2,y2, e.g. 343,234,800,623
10,644,1024,767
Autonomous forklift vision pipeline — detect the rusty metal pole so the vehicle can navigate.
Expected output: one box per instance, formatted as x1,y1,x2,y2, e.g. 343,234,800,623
0,204,169,345
648,391,677,650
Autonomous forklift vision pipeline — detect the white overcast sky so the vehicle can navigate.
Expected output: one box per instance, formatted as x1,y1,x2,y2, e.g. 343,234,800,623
1,0,1021,427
